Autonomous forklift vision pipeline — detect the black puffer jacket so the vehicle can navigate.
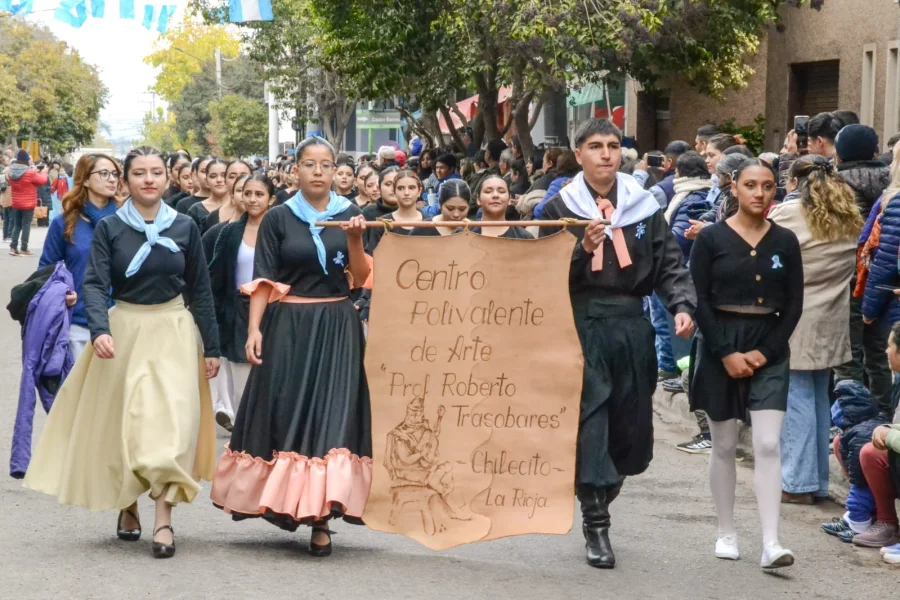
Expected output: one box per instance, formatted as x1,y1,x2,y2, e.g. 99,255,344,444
835,380,889,486
838,160,891,218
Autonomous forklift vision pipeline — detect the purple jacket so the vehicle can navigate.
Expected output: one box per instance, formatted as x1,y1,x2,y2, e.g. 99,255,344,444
10,262,75,478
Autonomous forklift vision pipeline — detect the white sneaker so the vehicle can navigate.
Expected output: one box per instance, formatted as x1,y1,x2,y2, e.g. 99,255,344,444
880,543,900,556
715,535,740,560
760,542,794,569
884,552,900,565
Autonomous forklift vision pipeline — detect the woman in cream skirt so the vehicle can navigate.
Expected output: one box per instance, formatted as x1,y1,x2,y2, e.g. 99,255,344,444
24,146,221,559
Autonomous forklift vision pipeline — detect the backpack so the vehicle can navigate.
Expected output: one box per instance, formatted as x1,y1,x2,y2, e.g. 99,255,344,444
0,169,7,193
854,202,886,298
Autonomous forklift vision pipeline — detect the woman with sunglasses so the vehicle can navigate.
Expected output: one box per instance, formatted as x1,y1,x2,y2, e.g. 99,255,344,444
39,154,121,360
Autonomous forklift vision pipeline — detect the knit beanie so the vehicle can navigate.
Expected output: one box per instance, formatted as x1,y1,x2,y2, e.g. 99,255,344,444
835,124,879,163
16,150,30,163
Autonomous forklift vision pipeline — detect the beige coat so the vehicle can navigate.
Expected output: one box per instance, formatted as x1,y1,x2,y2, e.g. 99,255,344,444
768,199,856,370
0,166,10,208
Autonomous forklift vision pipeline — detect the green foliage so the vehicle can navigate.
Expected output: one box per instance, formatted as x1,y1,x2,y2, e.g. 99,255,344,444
144,16,241,103
135,108,202,155
0,18,108,153
717,114,767,156
208,94,268,157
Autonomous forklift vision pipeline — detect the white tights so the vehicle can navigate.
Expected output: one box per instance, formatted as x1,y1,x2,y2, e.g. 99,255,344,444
708,410,785,546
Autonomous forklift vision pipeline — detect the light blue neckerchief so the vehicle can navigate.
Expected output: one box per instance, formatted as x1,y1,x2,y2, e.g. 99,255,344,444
285,191,351,274
116,199,181,277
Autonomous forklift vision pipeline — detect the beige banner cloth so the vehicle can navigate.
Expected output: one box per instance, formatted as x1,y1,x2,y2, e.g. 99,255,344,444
363,231,584,550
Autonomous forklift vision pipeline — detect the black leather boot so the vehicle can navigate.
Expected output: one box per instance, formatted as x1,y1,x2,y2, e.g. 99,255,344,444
576,485,615,569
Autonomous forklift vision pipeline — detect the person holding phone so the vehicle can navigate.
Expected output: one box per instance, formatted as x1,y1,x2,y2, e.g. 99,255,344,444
632,141,692,209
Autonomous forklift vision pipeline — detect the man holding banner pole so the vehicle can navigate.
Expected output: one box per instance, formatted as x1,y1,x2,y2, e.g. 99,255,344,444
541,119,696,569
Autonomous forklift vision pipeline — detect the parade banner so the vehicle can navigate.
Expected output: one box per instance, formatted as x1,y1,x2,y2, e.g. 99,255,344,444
363,231,584,550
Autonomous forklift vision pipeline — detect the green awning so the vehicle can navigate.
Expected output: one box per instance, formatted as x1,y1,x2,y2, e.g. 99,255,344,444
568,80,626,107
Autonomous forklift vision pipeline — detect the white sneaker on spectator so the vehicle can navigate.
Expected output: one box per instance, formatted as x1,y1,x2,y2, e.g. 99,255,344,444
884,552,900,565
715,535,739,560
880,543,900,556
760,542,794,569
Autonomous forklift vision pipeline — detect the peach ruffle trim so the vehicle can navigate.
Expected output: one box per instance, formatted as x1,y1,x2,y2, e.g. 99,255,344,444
240,278,291,303
210,446,373,521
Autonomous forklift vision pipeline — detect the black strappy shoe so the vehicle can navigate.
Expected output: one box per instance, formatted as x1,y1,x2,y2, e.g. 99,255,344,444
151,525,176,559
116,509,141,541
308,523,334,557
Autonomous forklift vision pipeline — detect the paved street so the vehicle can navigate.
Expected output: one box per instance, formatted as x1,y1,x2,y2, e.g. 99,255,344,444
0,228,895,599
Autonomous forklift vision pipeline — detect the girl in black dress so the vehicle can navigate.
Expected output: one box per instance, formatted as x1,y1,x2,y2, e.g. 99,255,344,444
364,169,425,253
210,137,371,557
207,174,275,431
207,160,252,232
188,159,229,234
689,159,803,569
176,156,212,213
473,175,533,239
410,179,471,237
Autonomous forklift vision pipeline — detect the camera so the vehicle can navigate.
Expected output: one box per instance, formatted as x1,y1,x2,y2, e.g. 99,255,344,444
647,154,665,169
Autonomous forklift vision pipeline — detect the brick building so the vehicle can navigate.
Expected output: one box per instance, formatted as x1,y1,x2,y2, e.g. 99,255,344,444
632,0,900,152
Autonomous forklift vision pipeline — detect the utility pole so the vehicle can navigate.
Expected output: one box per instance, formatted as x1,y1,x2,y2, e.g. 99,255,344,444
266,82,279,162
215,47,223,99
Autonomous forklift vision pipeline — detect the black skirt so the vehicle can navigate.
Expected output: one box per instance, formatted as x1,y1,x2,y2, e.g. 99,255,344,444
689,311,789,422
573,297,657,488
213,298,372,528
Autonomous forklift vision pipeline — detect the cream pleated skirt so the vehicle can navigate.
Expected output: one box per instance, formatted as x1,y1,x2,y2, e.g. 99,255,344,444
23,298,217,509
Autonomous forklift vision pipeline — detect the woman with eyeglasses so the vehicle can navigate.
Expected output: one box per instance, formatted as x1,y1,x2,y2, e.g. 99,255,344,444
210,136,371,558
39,154,121,360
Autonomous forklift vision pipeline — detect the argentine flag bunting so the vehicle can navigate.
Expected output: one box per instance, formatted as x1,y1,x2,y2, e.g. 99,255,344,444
156,3,175,33
54,0,88,27
228,0,273,23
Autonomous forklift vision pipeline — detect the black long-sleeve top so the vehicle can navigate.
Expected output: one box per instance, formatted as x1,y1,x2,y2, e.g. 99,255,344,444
208,215,250,362
540,187,696,317
364,212,424,254
689,220,803,363
187,201,212,234
83,213,220,358
254,204,362,297
175,194,206,214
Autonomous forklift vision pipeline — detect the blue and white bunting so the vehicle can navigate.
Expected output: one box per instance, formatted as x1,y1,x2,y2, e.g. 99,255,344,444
228,0,273,23
54,0,87,27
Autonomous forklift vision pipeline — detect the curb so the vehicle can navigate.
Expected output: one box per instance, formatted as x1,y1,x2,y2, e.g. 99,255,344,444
652,386,849,505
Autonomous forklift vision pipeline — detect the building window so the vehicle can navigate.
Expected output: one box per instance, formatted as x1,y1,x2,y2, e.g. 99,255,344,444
787,60,840,131
887,42,900,142
861,44,876,126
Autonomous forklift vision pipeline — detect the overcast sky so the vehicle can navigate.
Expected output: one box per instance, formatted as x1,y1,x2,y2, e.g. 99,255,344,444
26,0,187,142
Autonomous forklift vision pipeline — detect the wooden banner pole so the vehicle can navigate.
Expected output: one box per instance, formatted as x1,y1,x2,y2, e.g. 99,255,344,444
312,219,605,228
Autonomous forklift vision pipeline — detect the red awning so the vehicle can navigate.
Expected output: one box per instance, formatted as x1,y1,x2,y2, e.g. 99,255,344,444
438,87,513,133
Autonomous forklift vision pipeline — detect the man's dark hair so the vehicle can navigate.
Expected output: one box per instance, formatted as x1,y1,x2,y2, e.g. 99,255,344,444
473,149,487,168
556,150,582,177
675,151,710,179
573,119,622,148
486,140,507,163
833,110,860,127
696,124,720,138
887,133,900,152
664,140,692,161
436,153,457,171
808,112,843,143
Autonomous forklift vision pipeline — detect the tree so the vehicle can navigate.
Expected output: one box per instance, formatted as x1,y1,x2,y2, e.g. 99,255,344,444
207,94,268,157
0,18,107,153
191,0,358,151
309,0,822,155
144,16,241,103
168,54,265,153
136,108,202,154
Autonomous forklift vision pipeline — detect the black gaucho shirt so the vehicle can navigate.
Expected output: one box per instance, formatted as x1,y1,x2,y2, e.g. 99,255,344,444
539,183,696,317
82,213,220,357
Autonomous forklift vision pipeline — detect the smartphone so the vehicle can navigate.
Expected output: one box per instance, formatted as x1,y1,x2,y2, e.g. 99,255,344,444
874,285,898,293
647,155,665,168
793,115,809,150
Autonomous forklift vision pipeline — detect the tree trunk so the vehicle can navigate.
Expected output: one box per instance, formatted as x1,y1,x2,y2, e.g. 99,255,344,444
513,100,533,159
471,107,484,149
474,72,500,142
439,105,467,152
